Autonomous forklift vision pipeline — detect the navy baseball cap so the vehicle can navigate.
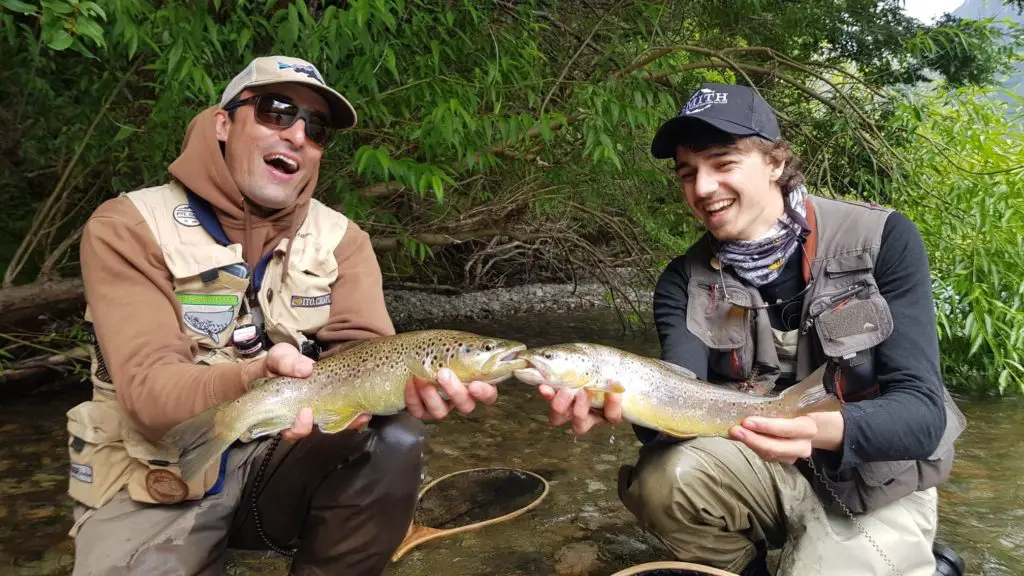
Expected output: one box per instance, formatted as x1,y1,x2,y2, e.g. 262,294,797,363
650,83,780,159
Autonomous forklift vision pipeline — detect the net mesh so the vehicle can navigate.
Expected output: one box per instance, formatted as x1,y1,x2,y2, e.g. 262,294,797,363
415,468,546,529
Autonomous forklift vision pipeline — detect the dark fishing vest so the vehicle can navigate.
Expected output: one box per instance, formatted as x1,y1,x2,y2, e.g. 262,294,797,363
683,194,966,514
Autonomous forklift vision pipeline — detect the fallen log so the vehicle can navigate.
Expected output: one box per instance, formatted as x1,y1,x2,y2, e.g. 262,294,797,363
0,345,90,383
0,277,84,319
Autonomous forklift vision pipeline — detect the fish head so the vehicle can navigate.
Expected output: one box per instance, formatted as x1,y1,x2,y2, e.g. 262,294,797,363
514,343,599,390
442,335,528,385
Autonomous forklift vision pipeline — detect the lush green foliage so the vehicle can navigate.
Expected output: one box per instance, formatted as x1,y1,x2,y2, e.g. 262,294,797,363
892,87,1024,395
0,0,1021,393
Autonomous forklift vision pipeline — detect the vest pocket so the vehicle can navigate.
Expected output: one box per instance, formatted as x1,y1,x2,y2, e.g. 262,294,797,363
263,244,337,342
173,266,249,349
808,279,893,359
66,400,133,510
687,280,750,349
686,278,754,379
120,425,217,505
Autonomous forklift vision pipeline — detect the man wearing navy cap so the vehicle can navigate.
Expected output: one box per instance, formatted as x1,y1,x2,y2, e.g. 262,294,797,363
538,83,966,575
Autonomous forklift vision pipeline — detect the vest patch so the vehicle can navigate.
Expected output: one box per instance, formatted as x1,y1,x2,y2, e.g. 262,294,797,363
177,294,239,340
291,294,331,308
71,463,94,484
172,204,200,227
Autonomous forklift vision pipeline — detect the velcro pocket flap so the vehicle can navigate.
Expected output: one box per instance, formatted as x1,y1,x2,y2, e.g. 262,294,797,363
825,252,873,277
815,294,893,358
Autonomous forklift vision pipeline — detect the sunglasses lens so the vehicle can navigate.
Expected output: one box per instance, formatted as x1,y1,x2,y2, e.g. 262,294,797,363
305,119,333,147
253,96,334,147
255,97,298,128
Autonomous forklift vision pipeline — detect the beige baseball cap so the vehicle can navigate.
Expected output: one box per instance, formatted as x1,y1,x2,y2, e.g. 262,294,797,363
219,56,357,129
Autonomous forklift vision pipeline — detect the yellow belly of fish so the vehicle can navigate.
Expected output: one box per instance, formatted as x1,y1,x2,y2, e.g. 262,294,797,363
594,391,738,439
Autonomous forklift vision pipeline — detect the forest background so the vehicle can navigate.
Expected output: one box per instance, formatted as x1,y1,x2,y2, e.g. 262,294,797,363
0,0,1022,395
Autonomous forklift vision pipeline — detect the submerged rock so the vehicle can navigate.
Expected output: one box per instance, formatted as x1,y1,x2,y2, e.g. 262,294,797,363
554,542,601,576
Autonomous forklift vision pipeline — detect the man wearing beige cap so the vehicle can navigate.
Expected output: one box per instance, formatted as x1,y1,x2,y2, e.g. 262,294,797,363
67,55,498,575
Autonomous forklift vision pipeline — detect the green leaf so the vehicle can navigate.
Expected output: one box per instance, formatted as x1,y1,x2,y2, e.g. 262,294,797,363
46,30,73,50
79,1,105,19
1,0,37,14
76,17,105,46
44,0,73,14
167,40,183,73
113,124,134,142
126,28,138,59
431,175,444,202
281,4,299,46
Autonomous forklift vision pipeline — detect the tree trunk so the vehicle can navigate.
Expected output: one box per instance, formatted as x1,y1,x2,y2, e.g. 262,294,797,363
0,277,85,322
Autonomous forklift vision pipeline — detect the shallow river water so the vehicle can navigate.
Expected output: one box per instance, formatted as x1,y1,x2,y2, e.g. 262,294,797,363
0,309,1020,575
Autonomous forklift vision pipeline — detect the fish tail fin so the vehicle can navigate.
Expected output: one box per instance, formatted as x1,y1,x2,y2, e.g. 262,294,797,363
162,405,240,483
779,364,841,415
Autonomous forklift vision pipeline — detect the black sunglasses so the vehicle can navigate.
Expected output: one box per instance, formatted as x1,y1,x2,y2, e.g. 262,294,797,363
223,94,334,148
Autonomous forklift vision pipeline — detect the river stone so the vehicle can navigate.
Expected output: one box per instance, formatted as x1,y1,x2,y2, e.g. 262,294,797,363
554,542,601,576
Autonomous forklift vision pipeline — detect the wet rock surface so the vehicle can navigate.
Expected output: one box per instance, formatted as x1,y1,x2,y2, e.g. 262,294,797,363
384,280,653,330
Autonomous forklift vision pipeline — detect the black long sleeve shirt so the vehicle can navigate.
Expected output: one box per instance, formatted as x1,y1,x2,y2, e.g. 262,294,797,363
643,210,947,473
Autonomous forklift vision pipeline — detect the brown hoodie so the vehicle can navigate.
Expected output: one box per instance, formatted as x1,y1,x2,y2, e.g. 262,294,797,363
79,107,395,442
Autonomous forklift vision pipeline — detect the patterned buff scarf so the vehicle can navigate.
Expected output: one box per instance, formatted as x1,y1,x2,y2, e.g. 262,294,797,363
715,185,811,286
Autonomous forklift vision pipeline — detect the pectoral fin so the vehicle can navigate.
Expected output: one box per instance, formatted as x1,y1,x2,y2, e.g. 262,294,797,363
243,415,296,441
659,430,700,438
405,352,434,382
316,408,364,433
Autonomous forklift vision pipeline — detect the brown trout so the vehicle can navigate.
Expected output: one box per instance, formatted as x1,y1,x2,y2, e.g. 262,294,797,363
514,343,840,439
164,330,527,481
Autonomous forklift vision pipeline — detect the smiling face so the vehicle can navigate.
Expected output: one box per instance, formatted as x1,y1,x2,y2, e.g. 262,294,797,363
674,136,786,241
214,83,329,211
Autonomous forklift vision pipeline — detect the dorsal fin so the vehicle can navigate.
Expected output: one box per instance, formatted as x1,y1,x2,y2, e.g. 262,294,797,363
652,358,698,380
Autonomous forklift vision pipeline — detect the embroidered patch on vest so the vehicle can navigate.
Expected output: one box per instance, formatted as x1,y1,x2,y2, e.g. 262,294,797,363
70,463,93,484
177,294,239,341
173,204,200,227
290,294,331,308
145,469,188,504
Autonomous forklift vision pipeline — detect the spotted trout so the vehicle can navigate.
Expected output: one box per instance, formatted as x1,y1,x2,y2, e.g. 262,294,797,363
514,343,840,439
164,330,527,481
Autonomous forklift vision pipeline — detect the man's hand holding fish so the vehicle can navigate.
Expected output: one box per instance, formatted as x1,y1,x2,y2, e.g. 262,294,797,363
240,342,373,441
406,367,499,421
536,382,624,435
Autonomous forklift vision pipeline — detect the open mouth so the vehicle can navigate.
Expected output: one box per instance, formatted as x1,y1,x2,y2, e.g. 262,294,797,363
512,367,545,386
511,352,551,386
480,345,528,383
500,345,526,363
496,344,528,370
702,198,735,215
264,153,300,175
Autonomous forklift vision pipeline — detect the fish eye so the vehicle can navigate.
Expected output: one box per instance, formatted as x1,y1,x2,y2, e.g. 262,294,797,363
543,352,553,360
484,342,494,352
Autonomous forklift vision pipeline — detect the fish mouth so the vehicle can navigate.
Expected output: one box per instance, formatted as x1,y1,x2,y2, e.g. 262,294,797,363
500,345,526,364
512,351,554,386
480,343,528,383
513,367,546,386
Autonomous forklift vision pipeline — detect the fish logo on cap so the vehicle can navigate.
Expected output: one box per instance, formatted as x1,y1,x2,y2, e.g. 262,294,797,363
278,61,325,85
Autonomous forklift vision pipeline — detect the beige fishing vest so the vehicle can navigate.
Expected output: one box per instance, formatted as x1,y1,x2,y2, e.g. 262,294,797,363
66,181,349,527
683,195,966,515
